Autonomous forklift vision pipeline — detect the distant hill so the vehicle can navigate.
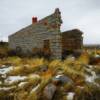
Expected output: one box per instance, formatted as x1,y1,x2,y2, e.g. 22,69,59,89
84,44,100,49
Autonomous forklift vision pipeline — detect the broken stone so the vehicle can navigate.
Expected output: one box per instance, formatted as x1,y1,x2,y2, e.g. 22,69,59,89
52,74,73,85
43,83,57,100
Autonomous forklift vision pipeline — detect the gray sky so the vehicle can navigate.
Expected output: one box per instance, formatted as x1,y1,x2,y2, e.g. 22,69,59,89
0,0,100,44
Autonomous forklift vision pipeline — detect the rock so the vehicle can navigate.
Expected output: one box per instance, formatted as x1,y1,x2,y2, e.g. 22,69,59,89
52,74,73,85
43,83,57,100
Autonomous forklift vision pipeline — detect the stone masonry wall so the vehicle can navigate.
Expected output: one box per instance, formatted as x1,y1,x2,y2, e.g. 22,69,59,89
9,8,62,59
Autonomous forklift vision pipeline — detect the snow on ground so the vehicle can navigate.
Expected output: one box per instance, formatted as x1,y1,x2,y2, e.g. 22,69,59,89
55,75,63,79
0,86,16,91
67,92,75,100
0,66,13,75
4,76,27,84
85,71,97,83
95,54,100,58
30,84,40,93
85,65,100,87
85,65,97,83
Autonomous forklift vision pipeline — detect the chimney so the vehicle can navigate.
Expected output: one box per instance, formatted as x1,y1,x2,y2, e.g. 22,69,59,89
55,8,61,14
32,17,37,24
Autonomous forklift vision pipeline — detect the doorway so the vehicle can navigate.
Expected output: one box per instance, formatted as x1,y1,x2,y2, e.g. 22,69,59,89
43,39,51,55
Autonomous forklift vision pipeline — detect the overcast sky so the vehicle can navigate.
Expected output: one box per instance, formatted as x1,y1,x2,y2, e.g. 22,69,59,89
0,0,100,44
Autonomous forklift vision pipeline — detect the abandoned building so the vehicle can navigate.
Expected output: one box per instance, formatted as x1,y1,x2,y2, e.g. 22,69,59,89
9,8,83,59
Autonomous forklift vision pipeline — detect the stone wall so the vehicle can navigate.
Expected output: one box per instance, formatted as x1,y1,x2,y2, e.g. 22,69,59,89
62,29,83,51
9,8,62,59
9,9,83,59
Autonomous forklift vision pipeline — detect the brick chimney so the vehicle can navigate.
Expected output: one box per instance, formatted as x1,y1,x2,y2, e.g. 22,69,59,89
32,17,37,24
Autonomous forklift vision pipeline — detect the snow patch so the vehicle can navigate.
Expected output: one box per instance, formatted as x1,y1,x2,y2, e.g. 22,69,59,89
5,76,27,84
85,71,97,83
0,86,16,91
0,66,13,75
95,54,100,58
85,67,100,87
55,75,63,79
30,84,40,93
67,92,75,100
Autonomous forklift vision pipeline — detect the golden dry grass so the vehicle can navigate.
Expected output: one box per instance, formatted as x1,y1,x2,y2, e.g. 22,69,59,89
0,49,100,100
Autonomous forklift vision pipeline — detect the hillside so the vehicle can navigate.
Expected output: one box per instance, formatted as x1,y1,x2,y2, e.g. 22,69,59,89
0,54,100,100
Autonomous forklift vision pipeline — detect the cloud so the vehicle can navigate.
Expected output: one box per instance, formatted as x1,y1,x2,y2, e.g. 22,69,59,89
0,0,100,44
74,9,100,44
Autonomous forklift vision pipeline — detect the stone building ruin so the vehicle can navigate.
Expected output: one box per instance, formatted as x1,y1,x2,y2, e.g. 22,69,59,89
9,8,83,59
